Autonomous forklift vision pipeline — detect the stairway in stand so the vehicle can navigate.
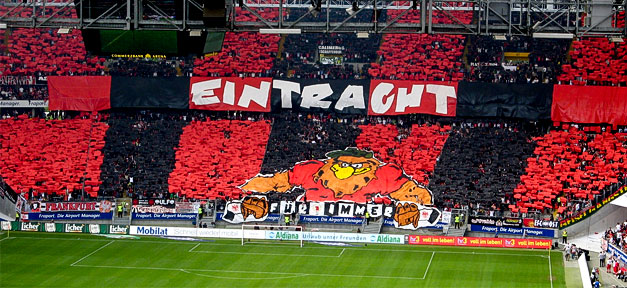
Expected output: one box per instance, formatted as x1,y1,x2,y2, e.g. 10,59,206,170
362,217,384,234
446,226,466,237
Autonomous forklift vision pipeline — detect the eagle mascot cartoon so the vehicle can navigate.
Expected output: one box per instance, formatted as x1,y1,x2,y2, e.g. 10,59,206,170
233,148,438,229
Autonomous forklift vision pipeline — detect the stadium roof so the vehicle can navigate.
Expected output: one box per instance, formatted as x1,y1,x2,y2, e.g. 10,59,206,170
0,0,625,37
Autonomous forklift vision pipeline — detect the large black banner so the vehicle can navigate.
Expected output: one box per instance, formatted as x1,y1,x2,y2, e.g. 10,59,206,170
270,79,370,114
110,77,190,109
456,82,553,120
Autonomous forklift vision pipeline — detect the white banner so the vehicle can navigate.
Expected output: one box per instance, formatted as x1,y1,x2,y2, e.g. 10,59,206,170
442,211,452,224
1,221,10,230
89,224,100,234
65,223,85,233
243,230,266,240
0,100,48,108
45,223,56,232
21,222,40,231
130,225,404,244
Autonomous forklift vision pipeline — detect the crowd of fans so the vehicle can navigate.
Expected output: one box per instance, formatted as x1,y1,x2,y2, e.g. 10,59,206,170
600,220,627,283
1,2,627,225
0,109,626,222
106,57,194,77
272,8,382,79
0,3,625,88
0,84,48,100
466,36,569,84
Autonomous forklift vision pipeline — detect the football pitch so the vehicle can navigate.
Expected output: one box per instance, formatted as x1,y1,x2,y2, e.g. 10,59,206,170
0,231,565,287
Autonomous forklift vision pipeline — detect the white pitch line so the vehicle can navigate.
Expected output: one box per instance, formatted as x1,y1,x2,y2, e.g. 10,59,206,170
337,248,346,258
180,269,308,280
0,236,13,242
71,264,426,280
70,241,114,266
191,250,340,258
188,243,200,252
548,249,553,288
423,251,435,279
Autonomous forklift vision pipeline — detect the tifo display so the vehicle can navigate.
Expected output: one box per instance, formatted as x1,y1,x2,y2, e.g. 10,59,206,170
1,2,627,287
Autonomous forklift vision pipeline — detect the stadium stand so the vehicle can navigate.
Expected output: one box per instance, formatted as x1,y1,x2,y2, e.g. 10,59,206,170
273,8,383,79
107,57,191,77
1,1,627,226
466,36,569,84
614,10,625,29
0,81,48,100
369,9,472,81
603,221,627,281
0,1,104,76
192,7,281,77
98,112,186,199
559,37,627,86
259,113,362,174
355,122,450,186
428,121,539,211
514,125,627,218
1,27,104,76
0,115,107,199
168,119,271,200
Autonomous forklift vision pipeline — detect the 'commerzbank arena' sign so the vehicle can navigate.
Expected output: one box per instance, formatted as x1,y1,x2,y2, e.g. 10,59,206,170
189,77,457,116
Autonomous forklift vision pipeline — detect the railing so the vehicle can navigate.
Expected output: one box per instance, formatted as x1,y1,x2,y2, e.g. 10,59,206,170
559,179,627,229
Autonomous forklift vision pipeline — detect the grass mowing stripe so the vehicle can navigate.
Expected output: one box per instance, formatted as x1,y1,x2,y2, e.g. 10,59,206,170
70,240,114,266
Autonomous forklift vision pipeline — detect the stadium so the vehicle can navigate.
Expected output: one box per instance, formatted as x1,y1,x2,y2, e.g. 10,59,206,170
0,0,626,287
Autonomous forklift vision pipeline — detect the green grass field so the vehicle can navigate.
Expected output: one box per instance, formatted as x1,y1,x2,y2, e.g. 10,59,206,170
0,231,565,287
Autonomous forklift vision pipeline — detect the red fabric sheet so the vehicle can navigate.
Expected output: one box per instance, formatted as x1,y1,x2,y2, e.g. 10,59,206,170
48,76,111,111
552,85,627,125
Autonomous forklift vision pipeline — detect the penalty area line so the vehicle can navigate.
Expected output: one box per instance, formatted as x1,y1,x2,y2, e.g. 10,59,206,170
190,249,340,258
188,243,200,252
422,251,435,280
70,241,114,266
71,264,426,280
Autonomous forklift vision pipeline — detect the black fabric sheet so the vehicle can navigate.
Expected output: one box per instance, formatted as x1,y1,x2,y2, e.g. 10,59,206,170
110,77,190,109
456,82,553,120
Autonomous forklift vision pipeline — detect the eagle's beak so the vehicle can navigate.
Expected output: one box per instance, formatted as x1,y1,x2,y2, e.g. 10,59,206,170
330,164,354,180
